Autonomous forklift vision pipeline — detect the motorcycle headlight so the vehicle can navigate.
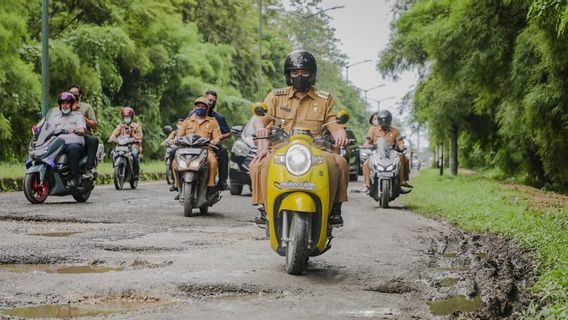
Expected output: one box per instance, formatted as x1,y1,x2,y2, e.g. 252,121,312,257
189,159,201,170
285,144,311,176
385,164,394,171
177,158,188,168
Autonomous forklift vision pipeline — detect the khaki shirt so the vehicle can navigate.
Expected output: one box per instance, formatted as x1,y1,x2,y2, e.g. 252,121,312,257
178,114,221,141
110,122,143,152
258,86,342,135
77,101,96,134
366,126,404,150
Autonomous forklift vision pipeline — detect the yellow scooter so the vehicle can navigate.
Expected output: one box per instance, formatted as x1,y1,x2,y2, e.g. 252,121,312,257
253,103,349,275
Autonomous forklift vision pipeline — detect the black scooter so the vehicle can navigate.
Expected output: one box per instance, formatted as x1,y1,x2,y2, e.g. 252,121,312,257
174,134,221,217
110,135,140,190
23,109,102,204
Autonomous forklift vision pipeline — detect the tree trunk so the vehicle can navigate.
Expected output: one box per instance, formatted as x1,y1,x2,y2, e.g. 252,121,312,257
438,143,444,176
449,125,458,176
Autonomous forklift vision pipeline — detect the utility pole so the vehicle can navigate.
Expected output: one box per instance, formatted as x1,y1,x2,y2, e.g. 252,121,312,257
41,0,49,115
257,0,263,101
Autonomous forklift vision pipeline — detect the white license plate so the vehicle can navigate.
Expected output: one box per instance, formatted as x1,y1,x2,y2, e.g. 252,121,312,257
377,172,394,177
180,149,202,155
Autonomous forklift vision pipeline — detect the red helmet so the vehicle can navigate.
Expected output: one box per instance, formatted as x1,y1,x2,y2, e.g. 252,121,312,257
58,92,76,106
121,107,135,119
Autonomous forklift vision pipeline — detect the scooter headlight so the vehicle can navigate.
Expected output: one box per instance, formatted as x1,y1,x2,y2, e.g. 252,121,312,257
285,144,311,176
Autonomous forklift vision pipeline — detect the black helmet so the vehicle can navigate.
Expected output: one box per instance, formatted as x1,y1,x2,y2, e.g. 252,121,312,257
377,110,392,128
284,50,317,87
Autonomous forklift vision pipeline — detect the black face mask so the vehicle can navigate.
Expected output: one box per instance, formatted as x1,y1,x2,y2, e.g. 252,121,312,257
291,76,312,92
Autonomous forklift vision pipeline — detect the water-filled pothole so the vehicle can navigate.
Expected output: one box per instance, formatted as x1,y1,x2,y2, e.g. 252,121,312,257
0,298,168,319
439,278,459,287
443,252,458,258
0,264,123,274
428,295,483,315
28,232,80,237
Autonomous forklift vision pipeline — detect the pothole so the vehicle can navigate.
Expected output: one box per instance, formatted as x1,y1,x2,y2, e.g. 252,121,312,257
28,232,80,237
428,295,484,316
0,297,169,319
99,244,183,252
177,283,279,300
364,278,414,294
439,278,459,287
0,264,123,274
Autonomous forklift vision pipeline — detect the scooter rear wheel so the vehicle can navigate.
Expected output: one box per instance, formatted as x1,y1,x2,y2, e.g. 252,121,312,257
285,213,310,275
23,172,49,204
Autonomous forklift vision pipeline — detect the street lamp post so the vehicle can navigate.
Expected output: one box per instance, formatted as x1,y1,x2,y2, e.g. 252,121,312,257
303,5,345,19
345,59,372,83
41,0,49,116
258,0,263,101
367,96,395,113
362,84,385,105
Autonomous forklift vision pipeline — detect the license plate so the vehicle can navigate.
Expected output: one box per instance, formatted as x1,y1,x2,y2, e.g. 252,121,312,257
179,148,202,155
377,172,394,177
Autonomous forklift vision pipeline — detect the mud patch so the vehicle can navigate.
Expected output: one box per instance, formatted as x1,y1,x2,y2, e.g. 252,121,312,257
0,295,168,318
423,231,537,318
177,283,279,300
364,278,415,294
0,264,123,274
28,231,80,237
98,244,183,252
0,214,113,224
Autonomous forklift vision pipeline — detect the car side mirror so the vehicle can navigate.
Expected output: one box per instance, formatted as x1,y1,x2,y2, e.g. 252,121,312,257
163,125,173,135
231,125,244,136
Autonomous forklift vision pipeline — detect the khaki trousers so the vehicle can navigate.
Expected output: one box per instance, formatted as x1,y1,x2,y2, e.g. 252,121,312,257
173,150,218,188
250,150,348,206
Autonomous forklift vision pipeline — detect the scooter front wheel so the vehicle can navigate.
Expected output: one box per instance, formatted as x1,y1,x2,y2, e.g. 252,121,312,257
285,213,310,275
183,182,193,217
113,161,126,190
380,180,390,209
23,172,49,204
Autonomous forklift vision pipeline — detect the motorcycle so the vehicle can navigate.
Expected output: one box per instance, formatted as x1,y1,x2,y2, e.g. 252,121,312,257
174,134,221,217
23,109,103,204
367,136,409,208
253,103,349,275
110,135,140,190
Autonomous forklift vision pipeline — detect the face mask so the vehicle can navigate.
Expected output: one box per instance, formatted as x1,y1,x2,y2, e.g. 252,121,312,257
372,119,378,126
209,102,216,109
61,108,72,115
195,108,207,117
124,117,132,124
291,76,312,92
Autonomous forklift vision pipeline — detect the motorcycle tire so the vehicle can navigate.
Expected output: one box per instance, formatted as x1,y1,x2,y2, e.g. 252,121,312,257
23,172,49,204
285,213,310,275
349,172,358,182
113,161,125,190
72,188,92,203
380,180,390,209
183,182,193,217
199,206,208,215
130,177,138,189
229,183,243,196
165,164,173,185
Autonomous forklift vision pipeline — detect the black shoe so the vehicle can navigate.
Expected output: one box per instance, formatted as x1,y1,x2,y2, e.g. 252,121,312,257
174,193,180,200
329,203,343,227
400,187,412,194
218,181,230,191
169,185,178,192
401,181,413,188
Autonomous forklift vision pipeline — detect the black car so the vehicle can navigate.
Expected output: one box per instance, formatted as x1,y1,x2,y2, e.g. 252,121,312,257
340,128,360,181
228,117,257,195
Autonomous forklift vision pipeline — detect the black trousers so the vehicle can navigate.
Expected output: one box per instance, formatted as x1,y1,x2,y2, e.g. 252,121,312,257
84,135,99,169
64,143,83,176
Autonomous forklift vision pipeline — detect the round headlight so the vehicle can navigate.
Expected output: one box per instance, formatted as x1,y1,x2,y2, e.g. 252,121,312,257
286,144,311,176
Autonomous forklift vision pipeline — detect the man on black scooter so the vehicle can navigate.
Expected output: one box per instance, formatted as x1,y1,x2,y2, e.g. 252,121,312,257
48,92,86,188
361,109,412,194
249,50,349,227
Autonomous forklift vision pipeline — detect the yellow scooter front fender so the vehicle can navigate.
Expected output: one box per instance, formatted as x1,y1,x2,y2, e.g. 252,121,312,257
279,192,316,213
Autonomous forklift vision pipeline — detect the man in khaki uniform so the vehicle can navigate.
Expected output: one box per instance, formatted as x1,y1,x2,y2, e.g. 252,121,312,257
362,110,411,191
108,107,143,177
172,97,222,199
250,50,349,227
68,84,99,178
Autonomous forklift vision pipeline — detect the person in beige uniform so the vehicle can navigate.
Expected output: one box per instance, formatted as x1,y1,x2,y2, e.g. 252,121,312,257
250,50,349,227
362,110,412,192
172,97,222,199
108,107,143,178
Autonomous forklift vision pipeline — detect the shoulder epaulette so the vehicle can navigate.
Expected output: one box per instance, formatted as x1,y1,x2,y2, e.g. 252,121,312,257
316,89,330,99
273,88,288,96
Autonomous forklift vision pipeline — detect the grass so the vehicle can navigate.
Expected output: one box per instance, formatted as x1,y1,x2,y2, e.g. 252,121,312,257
403,169,568,319
0,160,165,178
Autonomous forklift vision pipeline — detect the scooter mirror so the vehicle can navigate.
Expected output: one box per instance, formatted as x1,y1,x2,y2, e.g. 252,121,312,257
251,102,268,117
163,125,173,135
336,110,350,124
231,125,244,136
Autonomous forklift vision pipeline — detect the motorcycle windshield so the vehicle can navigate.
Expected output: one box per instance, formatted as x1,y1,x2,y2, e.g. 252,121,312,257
176,134,209,147
116,135,134,146
34,109,61,146
374,137,394,161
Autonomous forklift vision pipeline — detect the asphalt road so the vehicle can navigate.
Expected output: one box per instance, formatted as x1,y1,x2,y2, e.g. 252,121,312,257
0,179,524,319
